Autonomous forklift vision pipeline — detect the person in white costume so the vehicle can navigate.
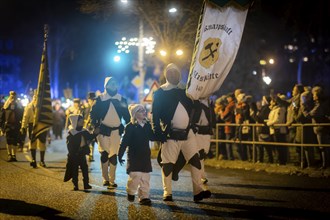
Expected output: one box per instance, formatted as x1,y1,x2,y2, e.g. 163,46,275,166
152,63,211,203
90,77,130,188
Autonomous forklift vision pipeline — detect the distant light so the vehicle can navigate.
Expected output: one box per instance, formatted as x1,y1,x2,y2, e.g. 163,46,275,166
125,50,129,53
263,76,272,85
259,60,267,65
324,48,329,53
144,88,150,94
176,49,183,56
114,55,121,62
252,70,257,75
289,58,295,63
121,0,128,3
121,37,126,41
288,45,293,50
160,50,167,56
269,58,274,64
21,98,29,107
169,8,177,13
303,57,308,62
310,37,315,43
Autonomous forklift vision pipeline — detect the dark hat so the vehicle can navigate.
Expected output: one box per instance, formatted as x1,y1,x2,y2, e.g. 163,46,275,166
87,92,96,100
73,98,81,103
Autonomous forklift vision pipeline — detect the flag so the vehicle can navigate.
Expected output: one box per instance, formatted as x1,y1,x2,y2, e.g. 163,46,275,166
186,0,250,100
31,25,53,143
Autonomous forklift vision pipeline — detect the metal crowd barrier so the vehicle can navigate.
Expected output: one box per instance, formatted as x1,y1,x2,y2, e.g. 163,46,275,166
211,123,330,169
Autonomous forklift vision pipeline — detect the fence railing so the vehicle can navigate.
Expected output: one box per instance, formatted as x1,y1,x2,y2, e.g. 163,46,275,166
211,123,330,169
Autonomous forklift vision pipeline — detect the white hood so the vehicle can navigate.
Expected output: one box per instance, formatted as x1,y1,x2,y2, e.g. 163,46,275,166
68,114,84,136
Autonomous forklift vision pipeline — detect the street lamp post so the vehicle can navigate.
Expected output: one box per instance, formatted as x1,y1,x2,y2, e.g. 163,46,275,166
138,19,145,103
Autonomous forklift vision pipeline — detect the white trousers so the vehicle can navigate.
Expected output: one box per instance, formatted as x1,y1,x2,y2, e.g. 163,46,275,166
161,129,206,196
97,130,121,183
196,134,211,179
127,172,150,200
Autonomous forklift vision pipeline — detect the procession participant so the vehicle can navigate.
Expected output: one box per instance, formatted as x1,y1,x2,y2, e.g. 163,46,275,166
21,91,37,162
152,63,211,203
65,98,85,129
0,91,24,162
193,98,216,184
90,77,130,188
64,114,95,191
118,104,154,205
84,92,96,162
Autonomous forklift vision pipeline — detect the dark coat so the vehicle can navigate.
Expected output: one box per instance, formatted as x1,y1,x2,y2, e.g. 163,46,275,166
118,122,154,174
64,130,95,182
90,95,130,129
152,87,194,142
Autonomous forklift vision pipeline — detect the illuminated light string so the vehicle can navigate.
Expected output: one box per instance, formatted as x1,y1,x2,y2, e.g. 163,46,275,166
115,37,156,54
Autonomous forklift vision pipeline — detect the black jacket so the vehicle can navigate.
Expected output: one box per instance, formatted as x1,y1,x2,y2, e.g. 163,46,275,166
152,87,194,141
90,95,130,128
118,122,154,174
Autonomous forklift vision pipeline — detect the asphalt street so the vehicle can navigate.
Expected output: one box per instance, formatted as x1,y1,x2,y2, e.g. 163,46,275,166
1,136,330,219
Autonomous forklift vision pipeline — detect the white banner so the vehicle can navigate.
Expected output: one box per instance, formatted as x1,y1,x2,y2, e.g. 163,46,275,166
186,1,248,100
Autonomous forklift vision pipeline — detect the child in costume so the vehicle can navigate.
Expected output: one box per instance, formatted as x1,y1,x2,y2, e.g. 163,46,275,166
64,114,95,190
118,104,154,205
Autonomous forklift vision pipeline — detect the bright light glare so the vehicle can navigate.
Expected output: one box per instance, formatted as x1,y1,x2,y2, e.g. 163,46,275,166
169,8,177,13
144,88,150,94
176,49,183,56
21,98,29,107
303,57,308,62
259,60,267,65
160,50,167,56
269,58,274,64
252,70,257,75
121,0,128,3
263,76,272,85
114,55,121,62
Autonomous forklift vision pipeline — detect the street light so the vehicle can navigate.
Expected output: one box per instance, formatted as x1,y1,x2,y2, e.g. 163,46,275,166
160,50,167,57
169,8,177,13
113,55,120,62
176,49,183,56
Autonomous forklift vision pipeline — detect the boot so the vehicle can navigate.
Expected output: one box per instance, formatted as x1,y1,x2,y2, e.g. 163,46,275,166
40,151,46,167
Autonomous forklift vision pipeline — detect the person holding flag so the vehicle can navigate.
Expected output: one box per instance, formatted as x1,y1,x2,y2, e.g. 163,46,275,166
29,24,53,168
152,63,211,203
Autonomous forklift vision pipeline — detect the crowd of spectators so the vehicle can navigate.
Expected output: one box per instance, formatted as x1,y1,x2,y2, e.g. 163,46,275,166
213,85,330,169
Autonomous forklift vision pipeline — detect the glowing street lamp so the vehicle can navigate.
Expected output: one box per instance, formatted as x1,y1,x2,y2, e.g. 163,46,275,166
169,8,177,13
160,50,167,57
113,55,121,62
176,49,183,56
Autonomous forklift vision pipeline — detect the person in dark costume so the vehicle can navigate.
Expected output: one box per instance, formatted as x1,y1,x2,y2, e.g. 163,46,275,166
90,77,130,188
84,92,96,162
0,91,24,162
118,104,155,205
64,114,95,191
152,63,211,203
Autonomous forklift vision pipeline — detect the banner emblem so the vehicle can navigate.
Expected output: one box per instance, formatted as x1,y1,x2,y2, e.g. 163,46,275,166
199,38,222,68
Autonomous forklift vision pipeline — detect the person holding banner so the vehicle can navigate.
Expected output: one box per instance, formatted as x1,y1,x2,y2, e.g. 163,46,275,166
90,77,130,188
193,98,216,184
152,63,211,202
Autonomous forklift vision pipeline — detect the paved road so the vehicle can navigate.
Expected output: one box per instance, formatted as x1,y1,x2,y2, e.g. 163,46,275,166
1,137,330,219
